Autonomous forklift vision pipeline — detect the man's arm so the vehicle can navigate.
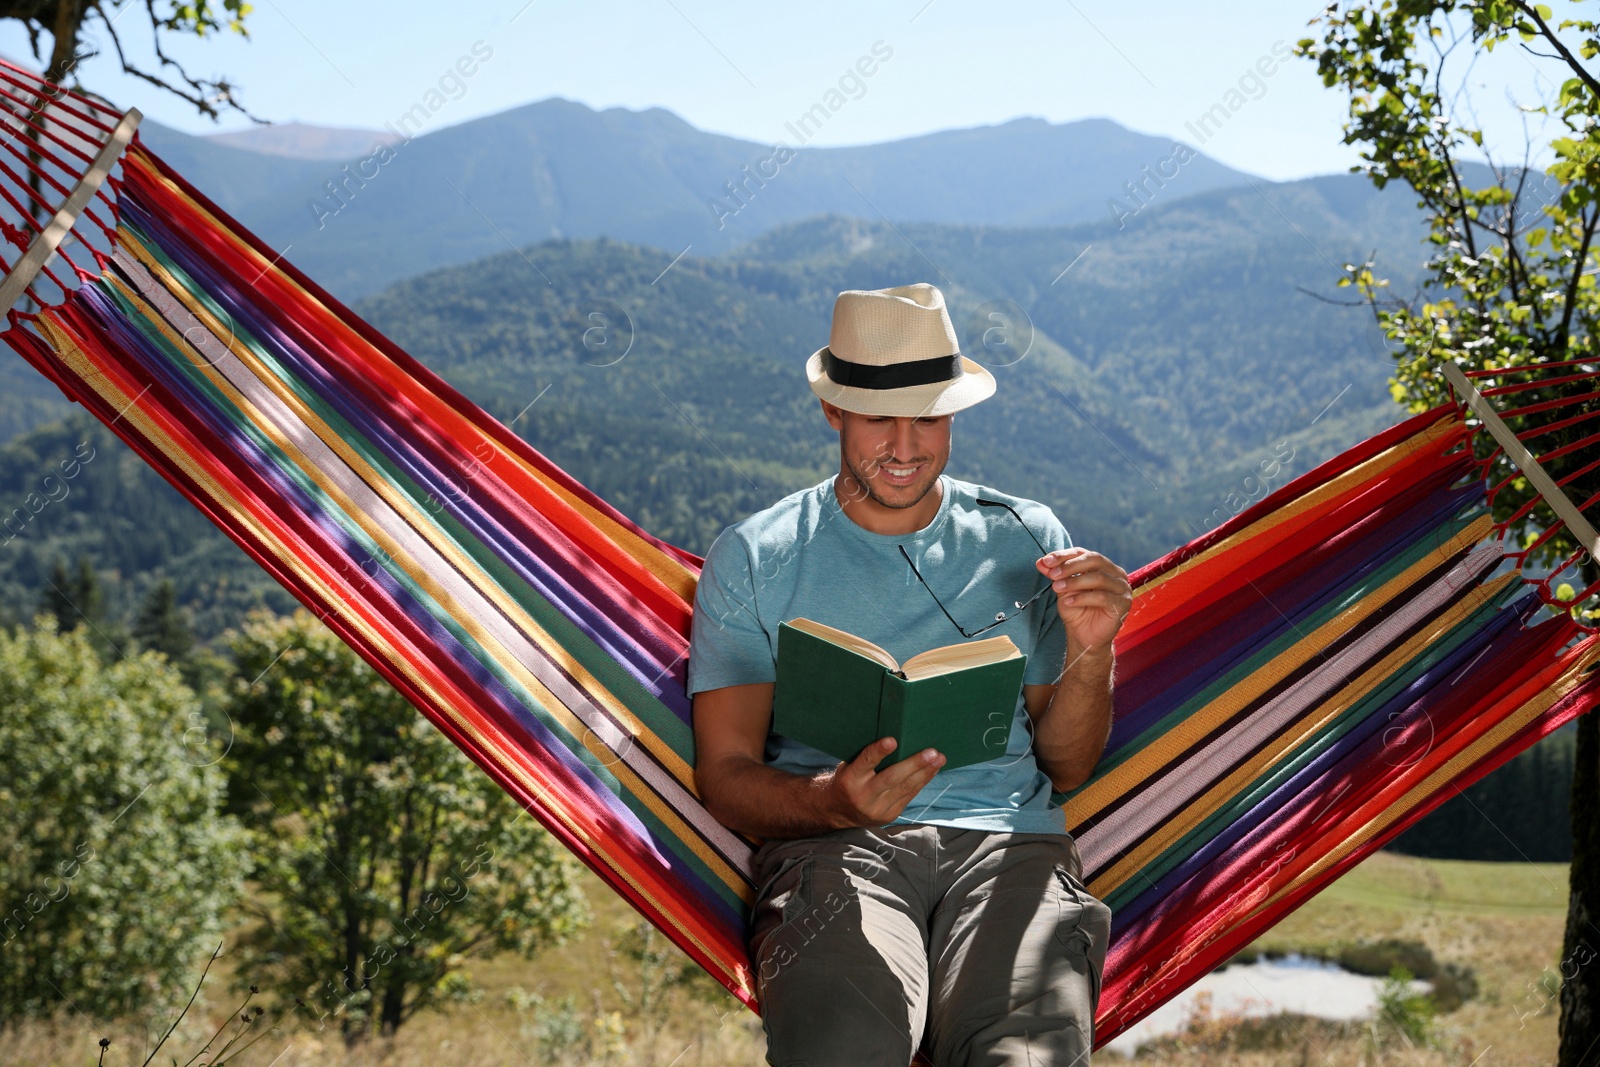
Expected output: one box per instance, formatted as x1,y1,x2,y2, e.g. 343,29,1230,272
1022,547,1132,793
692,681,946,839
1023,646,1114,793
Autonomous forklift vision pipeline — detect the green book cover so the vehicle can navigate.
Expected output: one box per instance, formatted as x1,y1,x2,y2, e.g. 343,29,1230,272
771,619,1027,772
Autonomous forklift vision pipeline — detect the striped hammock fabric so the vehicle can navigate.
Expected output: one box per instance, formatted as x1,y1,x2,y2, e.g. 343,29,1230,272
3,68,1598,1049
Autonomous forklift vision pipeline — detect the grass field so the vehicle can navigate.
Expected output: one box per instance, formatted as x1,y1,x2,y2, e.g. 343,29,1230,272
1,851,1573,1066
1234,851,1570,1066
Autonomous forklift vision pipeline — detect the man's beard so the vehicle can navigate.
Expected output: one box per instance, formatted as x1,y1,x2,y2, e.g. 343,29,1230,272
842,451,946,510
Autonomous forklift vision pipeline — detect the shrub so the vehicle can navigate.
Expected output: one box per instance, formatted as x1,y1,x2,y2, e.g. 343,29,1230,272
1374,965,1435,1048
0,615,245,1019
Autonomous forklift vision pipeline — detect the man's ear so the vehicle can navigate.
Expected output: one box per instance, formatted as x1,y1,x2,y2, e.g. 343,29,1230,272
819,399,846,432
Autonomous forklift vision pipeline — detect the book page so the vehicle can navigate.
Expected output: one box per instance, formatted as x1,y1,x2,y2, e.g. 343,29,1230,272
785,617,900,671
901,635,1021,681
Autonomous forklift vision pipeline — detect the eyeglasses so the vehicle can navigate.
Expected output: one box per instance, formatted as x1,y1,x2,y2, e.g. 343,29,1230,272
898,498,1053,639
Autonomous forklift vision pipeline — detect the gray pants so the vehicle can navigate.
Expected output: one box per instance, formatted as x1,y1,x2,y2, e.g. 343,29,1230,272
748,823,1112,1067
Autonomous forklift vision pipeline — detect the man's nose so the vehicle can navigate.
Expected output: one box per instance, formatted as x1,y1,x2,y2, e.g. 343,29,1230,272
890,417,919,458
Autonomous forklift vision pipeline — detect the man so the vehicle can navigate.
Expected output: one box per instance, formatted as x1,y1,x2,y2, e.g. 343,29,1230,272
687,282,1129,1065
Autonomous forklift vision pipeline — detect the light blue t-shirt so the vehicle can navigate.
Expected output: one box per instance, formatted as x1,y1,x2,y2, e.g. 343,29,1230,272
686,474,1072,835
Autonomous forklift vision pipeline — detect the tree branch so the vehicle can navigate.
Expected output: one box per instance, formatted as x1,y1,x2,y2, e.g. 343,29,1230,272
1429,46,1481,268
1512,0,1600,102
1492,154,1533,313
1558,201,1599,348
67,0,267,123
1296,285,1372,307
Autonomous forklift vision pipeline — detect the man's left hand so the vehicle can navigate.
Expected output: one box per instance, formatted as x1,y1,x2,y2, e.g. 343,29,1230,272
1035,548,1132,654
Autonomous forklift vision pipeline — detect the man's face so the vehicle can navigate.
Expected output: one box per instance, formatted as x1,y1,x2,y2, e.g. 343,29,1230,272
823,401,952,511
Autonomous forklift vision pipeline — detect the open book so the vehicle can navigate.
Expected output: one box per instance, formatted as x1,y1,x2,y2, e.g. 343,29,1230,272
771,618,1028,771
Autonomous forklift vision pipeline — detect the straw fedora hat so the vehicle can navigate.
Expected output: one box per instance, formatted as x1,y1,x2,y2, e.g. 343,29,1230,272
806,283,996,417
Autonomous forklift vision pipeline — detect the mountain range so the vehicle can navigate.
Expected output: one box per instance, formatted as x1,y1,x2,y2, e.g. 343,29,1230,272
138,100,1255,300
0,182,1419,639
353,174,1423,567
201,121,405,160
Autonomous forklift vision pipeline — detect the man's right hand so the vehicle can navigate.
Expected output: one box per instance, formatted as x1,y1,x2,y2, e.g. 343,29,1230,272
823,737,946,828
693,683,948,839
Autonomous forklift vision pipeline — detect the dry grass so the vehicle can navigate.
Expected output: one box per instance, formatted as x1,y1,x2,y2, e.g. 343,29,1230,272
0,851,1570,1066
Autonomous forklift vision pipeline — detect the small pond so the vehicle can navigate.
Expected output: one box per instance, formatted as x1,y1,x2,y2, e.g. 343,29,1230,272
1103,954,1430,1057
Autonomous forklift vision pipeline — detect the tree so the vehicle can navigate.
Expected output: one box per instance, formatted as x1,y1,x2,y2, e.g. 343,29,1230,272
36,553,127,660
222,609,591,1043
134,577,194,662
37,553,98,631
131,576,238,731
0,0,257,120
1304,5,1600,1062
0,613,246,1019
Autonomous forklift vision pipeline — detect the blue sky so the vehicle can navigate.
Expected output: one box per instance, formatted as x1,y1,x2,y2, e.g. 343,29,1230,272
0,0,1576,181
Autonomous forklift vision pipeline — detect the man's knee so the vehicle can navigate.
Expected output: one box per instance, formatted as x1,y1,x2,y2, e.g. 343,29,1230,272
749,830,931,1064
929,842,1113,1063
760,958,916,1066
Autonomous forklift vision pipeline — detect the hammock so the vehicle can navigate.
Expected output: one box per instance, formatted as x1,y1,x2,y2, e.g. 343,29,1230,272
2,69,1598,1049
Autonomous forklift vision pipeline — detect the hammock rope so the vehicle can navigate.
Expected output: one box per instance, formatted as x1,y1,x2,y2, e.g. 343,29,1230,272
2,62,1597,1048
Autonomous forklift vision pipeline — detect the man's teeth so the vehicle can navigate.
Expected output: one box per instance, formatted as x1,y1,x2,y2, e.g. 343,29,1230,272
885,466,917,477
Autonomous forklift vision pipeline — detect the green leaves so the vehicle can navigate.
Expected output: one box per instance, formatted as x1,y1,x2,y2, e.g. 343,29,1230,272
0,616,246,1020
1308,0,1600,573
222,609,589,1042
162,0,253,37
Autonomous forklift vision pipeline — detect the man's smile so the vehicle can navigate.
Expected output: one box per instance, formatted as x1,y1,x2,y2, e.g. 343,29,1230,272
879,461,924,486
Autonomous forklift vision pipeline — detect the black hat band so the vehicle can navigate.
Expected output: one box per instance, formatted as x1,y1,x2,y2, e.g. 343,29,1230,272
822,349,964,390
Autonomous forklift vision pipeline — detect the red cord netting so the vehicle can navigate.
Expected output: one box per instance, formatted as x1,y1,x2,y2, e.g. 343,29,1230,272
0,55,130,300
0,149,116,292
0,106,99,168
1460,353,1600,377
1479,366,1600,398
0,98,122,231
1455,362,1600,631
0,103,128,301
0,144,88,215
1504,398,1600,443
0,164,76,296
0,63,121,130
0,93,120,166
1480,384,1600,426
